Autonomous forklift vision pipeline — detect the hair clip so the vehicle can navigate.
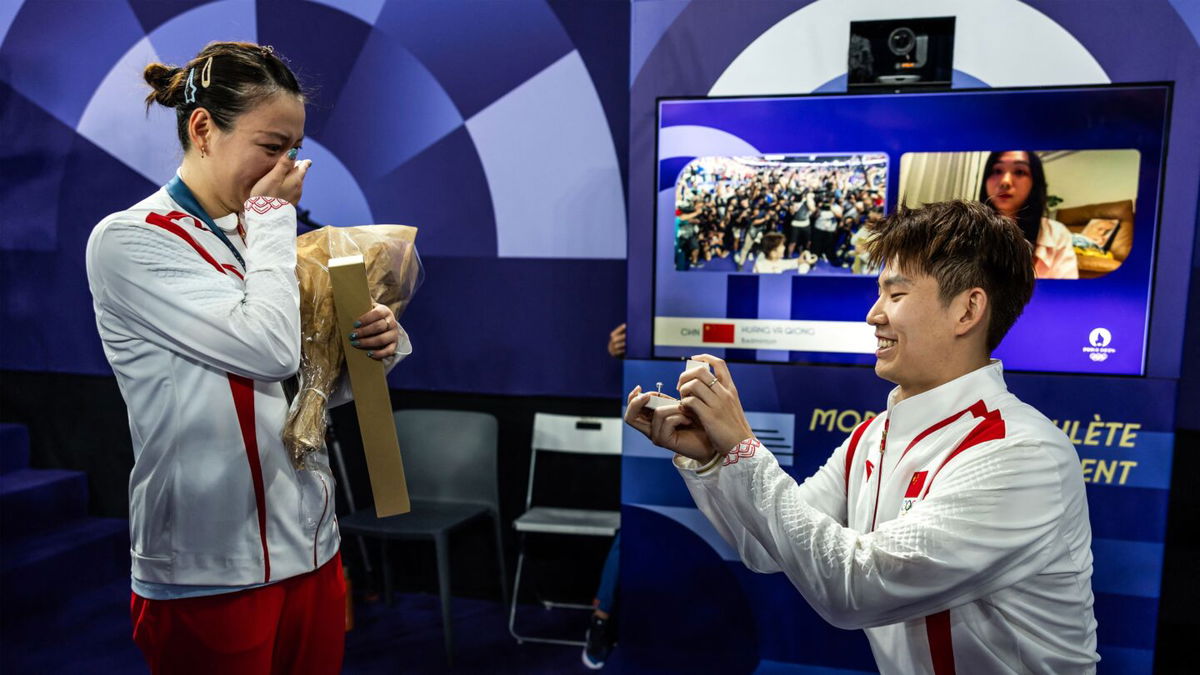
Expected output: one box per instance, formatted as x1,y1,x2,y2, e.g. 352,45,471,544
200,56,212,89
183,67,197,104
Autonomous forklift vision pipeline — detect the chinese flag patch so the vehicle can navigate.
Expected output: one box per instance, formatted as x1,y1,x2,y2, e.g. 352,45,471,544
905,471,928,498
702,323,736,343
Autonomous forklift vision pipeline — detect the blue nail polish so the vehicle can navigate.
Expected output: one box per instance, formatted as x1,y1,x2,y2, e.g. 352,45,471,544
351,340,360,348
353,320,362,328
350,332,357,340
287,148,298,160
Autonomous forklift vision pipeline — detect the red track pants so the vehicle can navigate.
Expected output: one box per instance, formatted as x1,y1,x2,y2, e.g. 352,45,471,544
130,553,345,675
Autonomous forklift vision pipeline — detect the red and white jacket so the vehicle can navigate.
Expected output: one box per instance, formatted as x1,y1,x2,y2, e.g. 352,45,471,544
677,361,1098,674
86,186,407,587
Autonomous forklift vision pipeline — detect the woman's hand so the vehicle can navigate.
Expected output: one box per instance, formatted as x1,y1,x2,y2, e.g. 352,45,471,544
677,355,755,456
624,386,716,463
250,151,312,204
348,303,401,360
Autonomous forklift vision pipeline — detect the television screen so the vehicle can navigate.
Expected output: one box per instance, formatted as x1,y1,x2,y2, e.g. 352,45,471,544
652,84,1170,376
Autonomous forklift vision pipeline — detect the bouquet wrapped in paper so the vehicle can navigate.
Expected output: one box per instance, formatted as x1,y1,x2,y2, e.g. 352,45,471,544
284,225,422,467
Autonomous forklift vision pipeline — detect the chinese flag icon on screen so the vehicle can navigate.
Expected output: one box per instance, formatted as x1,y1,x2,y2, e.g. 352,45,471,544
702,323,736,343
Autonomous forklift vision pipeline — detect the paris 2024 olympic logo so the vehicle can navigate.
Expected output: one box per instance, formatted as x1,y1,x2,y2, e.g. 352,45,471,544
1083,327,1115,362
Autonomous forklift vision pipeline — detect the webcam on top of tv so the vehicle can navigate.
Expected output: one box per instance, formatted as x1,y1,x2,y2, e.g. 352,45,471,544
849,17,955,92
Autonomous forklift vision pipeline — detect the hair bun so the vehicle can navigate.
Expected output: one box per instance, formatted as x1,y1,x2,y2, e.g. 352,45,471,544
143,62,184,107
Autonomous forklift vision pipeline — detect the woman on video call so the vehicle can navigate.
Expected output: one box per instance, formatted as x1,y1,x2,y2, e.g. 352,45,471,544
978,150,1078,279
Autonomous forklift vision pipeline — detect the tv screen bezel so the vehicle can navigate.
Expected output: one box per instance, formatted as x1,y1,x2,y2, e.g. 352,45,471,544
649,81,1175,378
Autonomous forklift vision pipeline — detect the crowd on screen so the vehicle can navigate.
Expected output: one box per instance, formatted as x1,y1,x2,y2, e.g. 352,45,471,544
673,156,887,274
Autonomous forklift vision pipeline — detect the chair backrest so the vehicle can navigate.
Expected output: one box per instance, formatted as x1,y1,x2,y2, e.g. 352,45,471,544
531,413,622,456
524,414,622,511
393,409,499,510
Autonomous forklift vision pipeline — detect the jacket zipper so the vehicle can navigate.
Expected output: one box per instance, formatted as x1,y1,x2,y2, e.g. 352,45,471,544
313,472,330,568
869,419,890,532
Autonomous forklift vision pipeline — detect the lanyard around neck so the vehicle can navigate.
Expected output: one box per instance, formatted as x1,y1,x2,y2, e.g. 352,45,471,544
165,175,246,271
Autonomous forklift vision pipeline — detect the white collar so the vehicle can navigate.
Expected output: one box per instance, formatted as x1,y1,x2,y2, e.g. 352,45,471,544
885,360,1008,440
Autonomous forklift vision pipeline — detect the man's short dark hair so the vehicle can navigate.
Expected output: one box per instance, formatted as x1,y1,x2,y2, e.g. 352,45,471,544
865,200,1035,351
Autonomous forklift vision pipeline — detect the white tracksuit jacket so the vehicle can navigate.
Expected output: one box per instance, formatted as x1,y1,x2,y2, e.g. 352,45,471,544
86,186,406,588
677,361,1098,674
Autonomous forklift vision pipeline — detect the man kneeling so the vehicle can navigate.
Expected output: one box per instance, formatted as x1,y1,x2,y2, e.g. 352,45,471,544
625,200,1097,674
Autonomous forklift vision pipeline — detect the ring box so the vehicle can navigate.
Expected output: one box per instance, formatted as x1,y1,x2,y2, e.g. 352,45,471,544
644,395,678,410
642,360,712,410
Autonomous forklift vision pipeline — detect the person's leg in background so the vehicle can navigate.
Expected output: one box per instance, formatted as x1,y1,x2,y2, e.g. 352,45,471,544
583,532,620,670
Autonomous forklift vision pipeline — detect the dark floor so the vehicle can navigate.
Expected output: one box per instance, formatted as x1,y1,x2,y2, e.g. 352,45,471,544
0,577,621,674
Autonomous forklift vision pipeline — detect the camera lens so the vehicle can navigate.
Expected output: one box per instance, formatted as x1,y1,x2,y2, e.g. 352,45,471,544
888,27,916,56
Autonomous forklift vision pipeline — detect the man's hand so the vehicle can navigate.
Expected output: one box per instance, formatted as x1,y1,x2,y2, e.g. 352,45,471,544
677,355,755,456
607,323,627,358
349,303,401,360
623,386,716,463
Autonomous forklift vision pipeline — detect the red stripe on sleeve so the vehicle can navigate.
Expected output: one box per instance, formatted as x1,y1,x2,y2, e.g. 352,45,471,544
924,400,1006,495
228,374,271,583
144,212,228,275
900,407,972,462
926,610,956,674
843,416,877,493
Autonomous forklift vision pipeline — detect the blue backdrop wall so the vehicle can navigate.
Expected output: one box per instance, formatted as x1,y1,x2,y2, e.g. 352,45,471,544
0,0,631,397
2,1,1195,402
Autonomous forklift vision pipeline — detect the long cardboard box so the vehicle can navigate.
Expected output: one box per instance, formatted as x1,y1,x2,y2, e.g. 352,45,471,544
329,254,411,516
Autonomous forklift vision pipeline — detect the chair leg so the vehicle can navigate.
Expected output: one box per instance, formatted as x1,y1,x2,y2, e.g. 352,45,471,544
493,514,511,607
507,533,590,647
508,537,526,643
434,533,454,667
381,541,394,607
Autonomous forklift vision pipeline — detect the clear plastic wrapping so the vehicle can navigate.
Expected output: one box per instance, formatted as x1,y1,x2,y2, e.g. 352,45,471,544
284,225,422,467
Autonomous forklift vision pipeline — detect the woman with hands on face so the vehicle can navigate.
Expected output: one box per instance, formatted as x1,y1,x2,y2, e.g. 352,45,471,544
239,91,399,363
85,41,408,674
